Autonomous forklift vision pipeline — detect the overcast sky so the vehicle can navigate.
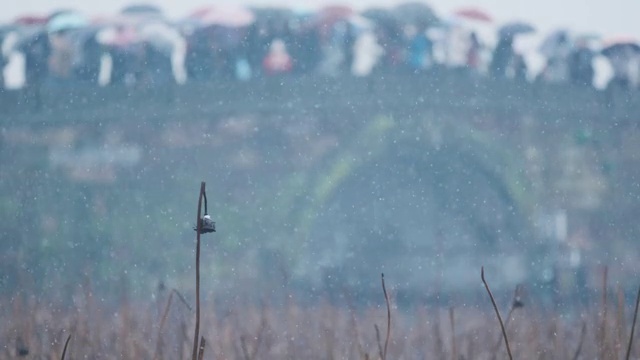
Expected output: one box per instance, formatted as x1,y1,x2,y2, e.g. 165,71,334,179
2,0,634,38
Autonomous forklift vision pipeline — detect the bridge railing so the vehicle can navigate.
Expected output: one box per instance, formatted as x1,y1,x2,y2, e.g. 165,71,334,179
1,69,638,125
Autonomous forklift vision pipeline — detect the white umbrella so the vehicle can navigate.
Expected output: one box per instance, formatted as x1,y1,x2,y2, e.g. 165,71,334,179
139,21,182,55
47,12,88,33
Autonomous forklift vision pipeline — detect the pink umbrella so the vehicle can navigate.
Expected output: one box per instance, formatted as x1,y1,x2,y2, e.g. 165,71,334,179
316,4,354,24
189,5,255,28
14,15,49,26
454,8,492,22
312,4,355,35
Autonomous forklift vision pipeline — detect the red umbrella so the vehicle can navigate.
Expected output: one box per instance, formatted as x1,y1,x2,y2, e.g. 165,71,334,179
454,8,492,22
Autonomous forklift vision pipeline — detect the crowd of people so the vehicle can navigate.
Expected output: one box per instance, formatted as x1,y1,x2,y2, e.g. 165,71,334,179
0,2,638,92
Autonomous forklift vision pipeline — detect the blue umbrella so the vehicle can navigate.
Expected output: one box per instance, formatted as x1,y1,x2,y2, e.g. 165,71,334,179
47,12,88,33
499,21,535,38
120,4,163,16
394,2,439,27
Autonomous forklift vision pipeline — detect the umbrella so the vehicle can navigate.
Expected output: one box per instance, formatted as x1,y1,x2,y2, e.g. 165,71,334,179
251,7,294,27
120,4,163,16
311,5,358,34
361,8,399,30
601,38,640,57
499,21,535,38
48,9,77,20
47,12,88,33
315,4,354,26
14,15,48,26
139,21,182,54
454,8,492,22
189,5,255,28
393,2,439,28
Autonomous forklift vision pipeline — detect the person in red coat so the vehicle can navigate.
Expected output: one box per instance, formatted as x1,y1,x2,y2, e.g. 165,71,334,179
263,39,292,75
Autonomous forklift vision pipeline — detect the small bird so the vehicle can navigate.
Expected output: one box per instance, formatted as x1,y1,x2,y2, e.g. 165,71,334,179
194,214,216,234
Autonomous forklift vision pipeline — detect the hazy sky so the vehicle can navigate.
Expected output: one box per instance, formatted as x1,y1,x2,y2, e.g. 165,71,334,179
2,0,635,38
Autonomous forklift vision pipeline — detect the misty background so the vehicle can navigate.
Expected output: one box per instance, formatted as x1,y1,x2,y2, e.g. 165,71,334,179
1,0,639,309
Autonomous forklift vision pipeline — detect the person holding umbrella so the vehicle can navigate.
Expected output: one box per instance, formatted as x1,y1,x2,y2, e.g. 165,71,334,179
406,23,433,72
262,38,292,76
601,37,640,90
490,34,514,79
568,37,595,86
46,11,88,82
0,29,8,90
138,21,182,87
466,32,481,72
450,7,492,74
490,21,535,79
539,30,572,83
183,5,256,81
19,29,51,110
